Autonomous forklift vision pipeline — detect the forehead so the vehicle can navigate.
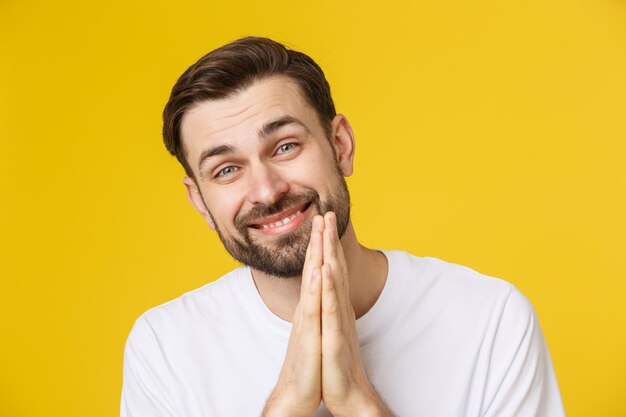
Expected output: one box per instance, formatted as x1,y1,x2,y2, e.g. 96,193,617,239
180,76,319,163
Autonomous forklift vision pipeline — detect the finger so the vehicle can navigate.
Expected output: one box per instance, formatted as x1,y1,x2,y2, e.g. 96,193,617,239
310,214,324,266
301,215,324,296
303,214,321,262
323,213,337,259
301,266,322,334
321,263,341,334
326,211,348,272
323,212,349,297
303,215,322,265
326,210,339,239
323,211,346,264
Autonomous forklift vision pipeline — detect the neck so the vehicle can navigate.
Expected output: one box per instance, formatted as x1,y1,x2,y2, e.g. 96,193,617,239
250,221,388,323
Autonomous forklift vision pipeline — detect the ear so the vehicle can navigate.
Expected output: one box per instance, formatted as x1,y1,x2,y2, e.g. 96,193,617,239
183,176,216,230
330,114,356,176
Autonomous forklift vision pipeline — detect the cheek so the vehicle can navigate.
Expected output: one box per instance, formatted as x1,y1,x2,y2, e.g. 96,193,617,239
205,190,245,230
291,148,334,180
302,161,339,192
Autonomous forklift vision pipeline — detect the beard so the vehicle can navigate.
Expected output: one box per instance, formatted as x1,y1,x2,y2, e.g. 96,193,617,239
209,172,351,278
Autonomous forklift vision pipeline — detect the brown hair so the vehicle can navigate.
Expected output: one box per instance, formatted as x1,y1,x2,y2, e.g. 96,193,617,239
162,37,336,178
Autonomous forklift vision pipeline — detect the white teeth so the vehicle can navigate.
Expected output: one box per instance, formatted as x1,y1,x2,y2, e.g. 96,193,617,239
260,210,302,229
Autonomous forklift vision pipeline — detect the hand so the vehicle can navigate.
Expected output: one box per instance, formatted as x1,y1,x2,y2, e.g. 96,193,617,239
261,216,324,417
263,213,394,417
319,212,391,417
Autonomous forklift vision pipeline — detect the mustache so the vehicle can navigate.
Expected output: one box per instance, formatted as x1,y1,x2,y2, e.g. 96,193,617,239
235,189,320,230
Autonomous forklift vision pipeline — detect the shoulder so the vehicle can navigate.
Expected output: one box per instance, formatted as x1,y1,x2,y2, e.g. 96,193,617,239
384,250,534,323
387,250,514,299
125,267,249,344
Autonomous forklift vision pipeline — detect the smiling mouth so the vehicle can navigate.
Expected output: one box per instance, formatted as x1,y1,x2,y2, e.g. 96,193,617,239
248,202,312,231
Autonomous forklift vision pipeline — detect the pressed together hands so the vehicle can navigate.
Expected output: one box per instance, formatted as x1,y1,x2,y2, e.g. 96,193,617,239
262,213,395,417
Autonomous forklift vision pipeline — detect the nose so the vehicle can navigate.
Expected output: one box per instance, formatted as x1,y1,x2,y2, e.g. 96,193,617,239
247,163,290,206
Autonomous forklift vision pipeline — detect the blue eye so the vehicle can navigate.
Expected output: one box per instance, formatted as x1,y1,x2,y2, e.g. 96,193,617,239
217,166,238,178
277,143,297,154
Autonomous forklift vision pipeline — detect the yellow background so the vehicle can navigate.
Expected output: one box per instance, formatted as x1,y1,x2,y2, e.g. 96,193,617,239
1,0,625,416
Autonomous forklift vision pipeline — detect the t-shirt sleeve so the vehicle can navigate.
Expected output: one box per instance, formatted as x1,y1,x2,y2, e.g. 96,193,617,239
481,286,565,417
121,316,177,417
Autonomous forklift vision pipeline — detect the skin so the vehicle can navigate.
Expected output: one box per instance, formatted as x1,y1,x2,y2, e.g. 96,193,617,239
180,76,394,416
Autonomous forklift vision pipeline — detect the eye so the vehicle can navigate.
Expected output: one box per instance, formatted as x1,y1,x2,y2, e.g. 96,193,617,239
276,142,298,154
216,166,239,178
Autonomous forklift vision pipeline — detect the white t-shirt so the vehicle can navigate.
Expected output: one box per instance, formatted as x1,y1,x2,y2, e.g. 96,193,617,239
121,250,565,416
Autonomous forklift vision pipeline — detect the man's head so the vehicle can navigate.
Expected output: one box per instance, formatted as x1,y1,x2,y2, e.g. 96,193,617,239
162,38,355,278
163,37,336,179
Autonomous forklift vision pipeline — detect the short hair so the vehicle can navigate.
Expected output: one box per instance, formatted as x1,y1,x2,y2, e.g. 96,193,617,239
162,36,337,178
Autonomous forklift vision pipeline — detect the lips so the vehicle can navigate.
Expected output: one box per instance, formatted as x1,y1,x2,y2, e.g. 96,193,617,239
246,202,313,237
249,202,311,229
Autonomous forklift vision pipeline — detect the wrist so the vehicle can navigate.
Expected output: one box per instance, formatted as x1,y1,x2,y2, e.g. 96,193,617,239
262,386,316,417
330,385,393,417
262,401,312,417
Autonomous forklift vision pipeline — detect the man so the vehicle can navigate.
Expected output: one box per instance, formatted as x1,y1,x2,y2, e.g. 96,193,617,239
121,37,565,416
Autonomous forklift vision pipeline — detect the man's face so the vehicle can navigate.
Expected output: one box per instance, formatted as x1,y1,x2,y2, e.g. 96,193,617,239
180,76,354,278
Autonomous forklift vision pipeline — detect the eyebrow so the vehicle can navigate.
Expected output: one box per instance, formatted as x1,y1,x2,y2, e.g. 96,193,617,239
257,115,310,139
197,144,236,171
197,115,310,171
